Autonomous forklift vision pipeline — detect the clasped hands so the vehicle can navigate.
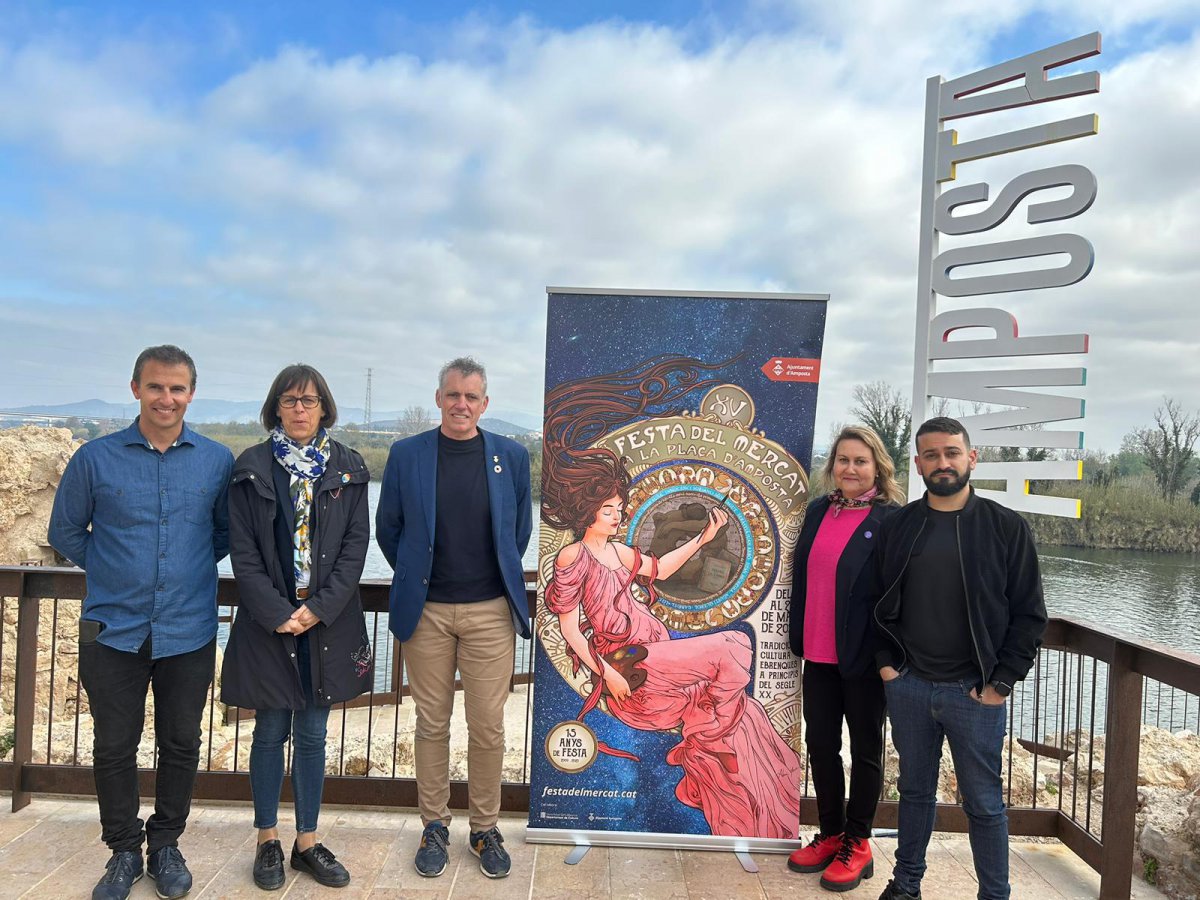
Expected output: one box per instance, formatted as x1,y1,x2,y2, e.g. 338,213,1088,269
275,603,319,634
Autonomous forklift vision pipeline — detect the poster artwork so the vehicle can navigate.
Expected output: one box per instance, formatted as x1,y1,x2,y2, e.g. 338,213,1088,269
529,289,827,844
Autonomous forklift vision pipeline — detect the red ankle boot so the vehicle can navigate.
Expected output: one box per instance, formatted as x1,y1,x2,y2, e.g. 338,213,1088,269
787,832,843,873
819,834,874,892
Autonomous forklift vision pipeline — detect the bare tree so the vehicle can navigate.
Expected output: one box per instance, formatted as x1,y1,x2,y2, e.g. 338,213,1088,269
851,381,912,476
929,396,953,417
1132,397,1200,502
399,404,433,435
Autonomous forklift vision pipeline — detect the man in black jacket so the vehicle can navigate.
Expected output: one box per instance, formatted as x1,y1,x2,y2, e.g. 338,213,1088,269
873,417,1046,900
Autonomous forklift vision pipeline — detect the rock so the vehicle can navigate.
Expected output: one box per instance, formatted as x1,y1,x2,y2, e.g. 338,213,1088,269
1184,786,1200,849
1,593,86,727
1137,783,1200,898
1139,726,1200,790
0,427,81,724
0,426,77,566
337,728,401,777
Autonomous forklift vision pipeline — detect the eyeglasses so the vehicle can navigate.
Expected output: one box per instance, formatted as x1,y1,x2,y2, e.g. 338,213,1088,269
279,395,322,409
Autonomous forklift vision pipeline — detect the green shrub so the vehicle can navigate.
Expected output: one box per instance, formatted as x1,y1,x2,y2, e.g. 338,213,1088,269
1020,479,1200,553
1144,855,1159,885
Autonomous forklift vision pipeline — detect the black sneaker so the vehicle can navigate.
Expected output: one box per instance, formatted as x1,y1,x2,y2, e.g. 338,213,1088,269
468,826,511,879
414,822,450,877
290,842,350,888
92,851,143,900
147,845,192,899
878,878,922,900
253,839,285,891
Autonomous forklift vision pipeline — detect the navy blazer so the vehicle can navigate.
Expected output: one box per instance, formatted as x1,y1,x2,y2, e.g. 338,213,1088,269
376,428,533,642
789,495,897,678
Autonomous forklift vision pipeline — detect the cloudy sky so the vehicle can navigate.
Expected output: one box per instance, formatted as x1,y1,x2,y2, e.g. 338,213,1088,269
1,1,1196,449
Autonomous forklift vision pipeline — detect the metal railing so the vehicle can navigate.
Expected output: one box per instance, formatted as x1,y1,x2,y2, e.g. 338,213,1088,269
3,566,1199,899
0,567,537,815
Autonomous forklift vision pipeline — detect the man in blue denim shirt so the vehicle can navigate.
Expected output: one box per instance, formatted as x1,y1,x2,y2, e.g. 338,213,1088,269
49,345,234,900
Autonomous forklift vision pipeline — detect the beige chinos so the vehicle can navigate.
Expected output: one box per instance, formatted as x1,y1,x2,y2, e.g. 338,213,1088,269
402,596,515,830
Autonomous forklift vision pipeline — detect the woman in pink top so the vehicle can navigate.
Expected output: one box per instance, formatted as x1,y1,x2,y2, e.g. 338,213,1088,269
786,425,904,891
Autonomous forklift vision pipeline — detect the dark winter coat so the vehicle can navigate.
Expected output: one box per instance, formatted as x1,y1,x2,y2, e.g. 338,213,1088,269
789,496,898,678
220,438,373,709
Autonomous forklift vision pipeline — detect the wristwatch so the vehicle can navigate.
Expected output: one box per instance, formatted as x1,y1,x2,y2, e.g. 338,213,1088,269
990,680,1012,698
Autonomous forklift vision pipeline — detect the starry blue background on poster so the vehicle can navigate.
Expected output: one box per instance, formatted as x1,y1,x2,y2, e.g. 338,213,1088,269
544,292,827,468
530,289,827,838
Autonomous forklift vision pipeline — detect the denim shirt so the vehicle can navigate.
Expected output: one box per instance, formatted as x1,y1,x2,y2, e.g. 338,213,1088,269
48,419,235,658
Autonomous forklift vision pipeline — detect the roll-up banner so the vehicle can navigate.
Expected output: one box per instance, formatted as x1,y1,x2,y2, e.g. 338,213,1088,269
528,287,827,852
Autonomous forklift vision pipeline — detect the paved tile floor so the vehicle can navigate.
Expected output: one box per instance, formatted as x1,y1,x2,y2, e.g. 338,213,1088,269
0,796,1162,898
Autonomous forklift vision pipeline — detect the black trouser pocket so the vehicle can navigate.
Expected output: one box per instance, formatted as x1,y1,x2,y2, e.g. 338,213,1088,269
79,618,104,645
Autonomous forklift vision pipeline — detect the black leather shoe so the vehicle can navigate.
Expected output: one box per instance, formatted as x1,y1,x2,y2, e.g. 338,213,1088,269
878,878,922,900
291,842,350,888
253,839,285,891
147,845,192,899
92,851,143,900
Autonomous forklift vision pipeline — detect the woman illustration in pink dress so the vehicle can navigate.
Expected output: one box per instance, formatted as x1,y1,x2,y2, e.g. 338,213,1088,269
541,355,802,839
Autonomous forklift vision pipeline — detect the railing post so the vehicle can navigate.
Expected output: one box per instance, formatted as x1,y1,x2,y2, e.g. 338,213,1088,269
1099,641,1141,898
391,638,403,703
12,590,39,811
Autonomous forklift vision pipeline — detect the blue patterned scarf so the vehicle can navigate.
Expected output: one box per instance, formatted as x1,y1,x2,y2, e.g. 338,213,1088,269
270,426,330,585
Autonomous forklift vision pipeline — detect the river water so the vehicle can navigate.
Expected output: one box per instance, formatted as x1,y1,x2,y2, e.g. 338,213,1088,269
219,485,1200,731
1039,546,1200,655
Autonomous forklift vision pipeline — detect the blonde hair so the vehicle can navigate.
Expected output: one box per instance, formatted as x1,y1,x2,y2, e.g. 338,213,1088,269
819,425,905,505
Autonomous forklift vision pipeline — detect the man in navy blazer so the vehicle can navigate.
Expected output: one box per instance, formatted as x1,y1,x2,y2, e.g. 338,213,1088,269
376,357,531,880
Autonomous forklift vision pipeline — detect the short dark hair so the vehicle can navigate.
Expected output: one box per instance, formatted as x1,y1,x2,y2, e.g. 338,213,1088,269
438,356,488,395
260,364,338,431
132,345,197,390
915,415,971,449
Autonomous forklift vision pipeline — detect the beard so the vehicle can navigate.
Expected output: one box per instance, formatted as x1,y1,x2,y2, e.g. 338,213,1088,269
923,467,971,497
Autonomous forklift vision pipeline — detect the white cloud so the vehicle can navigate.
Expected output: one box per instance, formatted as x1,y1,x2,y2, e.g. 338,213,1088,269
0,6,1197,453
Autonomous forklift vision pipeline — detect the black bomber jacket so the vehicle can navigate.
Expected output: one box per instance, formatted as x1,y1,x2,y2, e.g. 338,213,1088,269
872,487,1048,692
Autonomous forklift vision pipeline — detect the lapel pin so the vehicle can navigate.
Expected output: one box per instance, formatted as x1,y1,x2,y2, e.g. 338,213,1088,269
494,464,503,473
341,473,351,484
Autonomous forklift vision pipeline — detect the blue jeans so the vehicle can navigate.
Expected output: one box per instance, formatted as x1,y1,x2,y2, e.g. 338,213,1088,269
249,705,330,834
884,670,1010,900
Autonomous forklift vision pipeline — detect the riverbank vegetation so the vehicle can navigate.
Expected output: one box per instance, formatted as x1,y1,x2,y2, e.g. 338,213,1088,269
841,386,1200,554
187,421,545,499
1021,478,1200,553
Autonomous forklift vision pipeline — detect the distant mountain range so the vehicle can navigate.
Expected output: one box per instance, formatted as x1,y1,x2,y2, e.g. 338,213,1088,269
1,399,542,435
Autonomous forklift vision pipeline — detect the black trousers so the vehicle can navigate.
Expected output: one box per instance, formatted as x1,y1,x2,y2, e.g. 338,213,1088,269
802,660,886,839
79,636,215,854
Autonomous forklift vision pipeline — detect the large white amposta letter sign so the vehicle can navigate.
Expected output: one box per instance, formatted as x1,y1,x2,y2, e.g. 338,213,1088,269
911,33,1102,517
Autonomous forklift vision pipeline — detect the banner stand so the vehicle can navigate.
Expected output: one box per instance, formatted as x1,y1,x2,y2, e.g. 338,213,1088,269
530,287,828,856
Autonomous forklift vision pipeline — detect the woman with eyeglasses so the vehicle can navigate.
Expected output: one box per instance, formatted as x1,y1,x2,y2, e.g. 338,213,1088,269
221,364,373,891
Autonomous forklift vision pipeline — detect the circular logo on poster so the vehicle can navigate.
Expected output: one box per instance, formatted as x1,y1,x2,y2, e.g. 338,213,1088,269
625,463,776,631
699,384,755,428
545,720,599,773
